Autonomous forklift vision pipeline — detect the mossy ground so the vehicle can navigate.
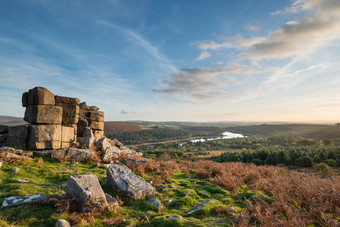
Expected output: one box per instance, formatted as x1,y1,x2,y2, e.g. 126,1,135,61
0,156,274,226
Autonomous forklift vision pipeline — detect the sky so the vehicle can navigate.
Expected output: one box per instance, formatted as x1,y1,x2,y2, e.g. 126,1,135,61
0,0,340,122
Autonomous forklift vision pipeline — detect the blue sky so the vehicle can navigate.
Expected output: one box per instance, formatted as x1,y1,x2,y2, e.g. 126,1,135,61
0,0,340,122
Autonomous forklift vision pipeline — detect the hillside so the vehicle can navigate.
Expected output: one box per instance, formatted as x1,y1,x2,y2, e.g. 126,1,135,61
0,115,25,126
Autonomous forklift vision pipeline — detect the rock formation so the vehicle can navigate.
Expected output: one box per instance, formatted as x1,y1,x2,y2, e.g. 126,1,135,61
6,87,105,150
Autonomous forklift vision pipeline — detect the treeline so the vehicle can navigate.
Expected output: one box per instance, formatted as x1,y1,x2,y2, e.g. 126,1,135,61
106,128,192,145
215,146,340,167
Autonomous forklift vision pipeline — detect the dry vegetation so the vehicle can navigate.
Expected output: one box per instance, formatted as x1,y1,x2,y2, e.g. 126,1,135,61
127,159,340,226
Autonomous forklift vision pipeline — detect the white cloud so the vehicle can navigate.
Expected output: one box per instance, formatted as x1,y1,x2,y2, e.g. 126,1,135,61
121,108,132,114
243,23,260,32
195,51,211,61
197,0,340,61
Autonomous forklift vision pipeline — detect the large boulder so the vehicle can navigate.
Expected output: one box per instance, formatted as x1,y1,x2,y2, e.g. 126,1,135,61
107,161,156,199
66,148,95,162
1,194,49,208
55,96,80,125
95,137,111,152
102,146,121,163
7,125,28,149
24,105,62,124
66,174,109,212
27,125,61,150
27,87,55,105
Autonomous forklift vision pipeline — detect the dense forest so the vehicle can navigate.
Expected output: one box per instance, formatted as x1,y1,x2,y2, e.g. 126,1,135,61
106,127,192,145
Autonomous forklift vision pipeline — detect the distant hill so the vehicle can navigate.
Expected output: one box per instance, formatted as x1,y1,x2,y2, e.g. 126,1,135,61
226,124,340,139
0,115,25,126
104,121,144,135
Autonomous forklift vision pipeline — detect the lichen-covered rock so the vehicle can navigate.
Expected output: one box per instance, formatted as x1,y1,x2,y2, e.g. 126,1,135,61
66,148,95,162
102,146,120,163
105,193,119,209
55,95,80,125
55,219,71,227
7,153,32,161
27,125,62,150
89,121,104,131
78,128,95,149
87,111,104,122
27,87,55,105
107,161,156,199
93,130,104,142
24,105,62,124
66,174,108,212
186,199,215,215
147,195,161,207
1,194,49,207
95,137,111,152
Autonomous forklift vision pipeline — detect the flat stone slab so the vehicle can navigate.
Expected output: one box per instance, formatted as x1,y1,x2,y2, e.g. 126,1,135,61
24,105,62,124
1,194,49,207
107,161,155,199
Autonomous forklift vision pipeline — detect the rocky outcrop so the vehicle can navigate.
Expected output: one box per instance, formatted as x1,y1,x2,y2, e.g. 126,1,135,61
102,146,121,163
66,174,109,212
51,148,95,162
107,161,155,199
1,194,49,208
7,86,106,150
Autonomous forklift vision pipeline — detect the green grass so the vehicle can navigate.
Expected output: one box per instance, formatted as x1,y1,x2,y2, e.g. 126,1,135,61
0,156,275,226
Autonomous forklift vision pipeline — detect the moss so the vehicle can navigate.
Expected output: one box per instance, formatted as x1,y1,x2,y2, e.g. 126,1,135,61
144,216,183,227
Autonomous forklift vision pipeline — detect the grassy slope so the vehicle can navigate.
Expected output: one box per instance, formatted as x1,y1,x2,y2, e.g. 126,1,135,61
0,155,339,226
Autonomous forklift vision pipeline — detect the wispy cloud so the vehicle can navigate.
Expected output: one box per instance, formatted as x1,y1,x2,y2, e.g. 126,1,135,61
243,23,260,32
195,51,211,61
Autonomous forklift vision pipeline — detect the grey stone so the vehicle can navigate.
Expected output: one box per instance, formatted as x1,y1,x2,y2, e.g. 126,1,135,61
27,87,55,105
16,179,30,183
55,96,80,125
95,137,111,152
23,152,34,157
186,199,215,215
62,126,76,143
7,153,32,161
0,159,3,168
12,167,20,174
89,121,104,131
0,125,9,134
7,125,28,149
143,215,149,222
93,130,105,142
147,195,161,207
66,148,95,162
107,161,156,199
24,105,62,124
66,174,109,212
89,106,99,111
102,146,120,163
77,128,95,149
27,125,62,150
1,194,49,208
111,139,123,148
34,150,53,157
55,219,71,227
79,102,90,110
166,216,182,220
156,185,166,192
87,111,104,122
105,193,119,209
51,149,67,160
22,92,28,107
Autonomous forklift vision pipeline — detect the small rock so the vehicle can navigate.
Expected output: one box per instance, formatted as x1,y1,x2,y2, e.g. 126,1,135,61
228,206,237,212
16,179,30,183
23,152,34,157
156,185,166,192
186,199,215,215
164,200,172,205
93,163,100,167
12,167,20,174
61,183,67,187
213,219,224,224
0,159,3,168
55,219,71,227
103,164,110,169
35,150,53,157
143,215,149,222
147,195,161,207
105,193,119,209
1,194,49,207
167,216,182,220
71,162,77,166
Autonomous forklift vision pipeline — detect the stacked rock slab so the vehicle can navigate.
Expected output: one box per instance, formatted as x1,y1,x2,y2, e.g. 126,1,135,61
6,86,105,150
77,102,105,145
22,87,64,150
